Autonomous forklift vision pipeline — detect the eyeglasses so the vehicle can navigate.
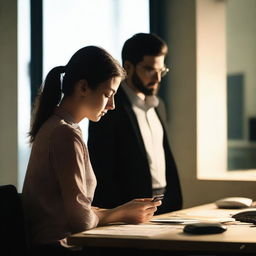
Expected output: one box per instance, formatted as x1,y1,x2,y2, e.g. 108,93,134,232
137,65,170,78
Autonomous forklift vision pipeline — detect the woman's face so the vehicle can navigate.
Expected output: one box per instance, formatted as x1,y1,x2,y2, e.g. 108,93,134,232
84,76,121,122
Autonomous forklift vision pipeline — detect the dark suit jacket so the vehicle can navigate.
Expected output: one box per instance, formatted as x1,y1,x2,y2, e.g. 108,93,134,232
88,85,182,214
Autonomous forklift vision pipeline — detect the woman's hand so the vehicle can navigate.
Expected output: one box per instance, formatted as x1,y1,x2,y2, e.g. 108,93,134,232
115,198,161,224
95,198,161,226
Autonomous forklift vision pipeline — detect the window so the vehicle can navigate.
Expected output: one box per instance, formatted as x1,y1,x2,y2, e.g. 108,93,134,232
18,0,149,189
18,0,31,190
196,0,256,181
226,0,256,171
43,0,149,142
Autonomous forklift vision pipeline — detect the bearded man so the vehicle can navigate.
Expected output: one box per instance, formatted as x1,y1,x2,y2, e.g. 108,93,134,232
88,33,182,214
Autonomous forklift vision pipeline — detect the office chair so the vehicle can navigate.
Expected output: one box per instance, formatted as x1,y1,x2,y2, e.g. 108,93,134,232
0,184,29,256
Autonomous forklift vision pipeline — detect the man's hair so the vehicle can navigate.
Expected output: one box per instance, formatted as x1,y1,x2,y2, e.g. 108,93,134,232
121,33,168,66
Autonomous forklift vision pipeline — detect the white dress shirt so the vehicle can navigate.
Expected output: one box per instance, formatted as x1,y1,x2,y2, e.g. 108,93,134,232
122,83,166,189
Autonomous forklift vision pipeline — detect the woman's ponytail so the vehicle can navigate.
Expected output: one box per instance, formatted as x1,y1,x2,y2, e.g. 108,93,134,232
29,66,65,144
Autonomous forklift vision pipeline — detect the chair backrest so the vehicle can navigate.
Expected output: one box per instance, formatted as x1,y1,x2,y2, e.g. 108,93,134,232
0,184,29,256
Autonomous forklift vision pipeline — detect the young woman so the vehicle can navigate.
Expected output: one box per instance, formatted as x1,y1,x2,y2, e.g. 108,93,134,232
21,46,161,255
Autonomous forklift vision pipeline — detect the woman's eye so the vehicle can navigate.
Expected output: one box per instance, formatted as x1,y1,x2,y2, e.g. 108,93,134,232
105,94,111,98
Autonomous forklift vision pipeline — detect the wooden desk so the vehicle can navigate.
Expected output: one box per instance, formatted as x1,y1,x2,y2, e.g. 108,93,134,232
67,203,256,255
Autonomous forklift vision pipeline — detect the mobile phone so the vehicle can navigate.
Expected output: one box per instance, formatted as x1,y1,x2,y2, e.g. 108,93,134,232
151,194,164,202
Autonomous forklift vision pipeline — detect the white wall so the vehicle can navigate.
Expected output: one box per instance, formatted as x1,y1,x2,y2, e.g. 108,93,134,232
0,0,18,186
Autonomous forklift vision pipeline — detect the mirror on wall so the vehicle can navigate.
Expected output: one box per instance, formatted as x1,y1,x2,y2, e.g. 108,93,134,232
227,0,256,170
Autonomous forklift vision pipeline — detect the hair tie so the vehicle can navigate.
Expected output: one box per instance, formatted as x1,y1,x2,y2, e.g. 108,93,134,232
58,66,66,92
59,65,66,74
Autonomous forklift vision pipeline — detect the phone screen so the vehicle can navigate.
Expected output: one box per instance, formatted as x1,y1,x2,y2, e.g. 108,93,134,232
151,194,164,202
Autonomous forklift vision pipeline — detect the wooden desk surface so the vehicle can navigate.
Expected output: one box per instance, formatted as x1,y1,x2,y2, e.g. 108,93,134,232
67,203,256,255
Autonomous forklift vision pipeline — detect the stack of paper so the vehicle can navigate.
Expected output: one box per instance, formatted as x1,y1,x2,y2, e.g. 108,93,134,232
82,224,179,237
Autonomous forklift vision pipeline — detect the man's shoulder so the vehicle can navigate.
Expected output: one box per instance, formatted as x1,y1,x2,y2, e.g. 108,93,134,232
157,96,166,107
116,85,129,102
155,97,167,113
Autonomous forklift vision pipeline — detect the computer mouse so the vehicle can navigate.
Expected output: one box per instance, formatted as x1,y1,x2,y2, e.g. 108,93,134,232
232,210,256,224
183,222,227,234
215,197,253,209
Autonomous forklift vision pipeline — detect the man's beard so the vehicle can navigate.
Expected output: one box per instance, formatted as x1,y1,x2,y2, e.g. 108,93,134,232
131,71,159,96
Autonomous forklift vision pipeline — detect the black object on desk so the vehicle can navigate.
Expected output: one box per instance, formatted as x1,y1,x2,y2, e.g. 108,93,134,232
183,222,227,234
232,210,256,224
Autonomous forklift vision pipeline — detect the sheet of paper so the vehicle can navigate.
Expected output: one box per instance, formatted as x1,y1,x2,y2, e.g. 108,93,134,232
174,209,238,218
150,218,199,224
82,224,178,237
164,210,236,223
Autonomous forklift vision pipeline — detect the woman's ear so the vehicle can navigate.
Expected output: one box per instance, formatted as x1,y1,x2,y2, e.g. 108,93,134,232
77,79,88,96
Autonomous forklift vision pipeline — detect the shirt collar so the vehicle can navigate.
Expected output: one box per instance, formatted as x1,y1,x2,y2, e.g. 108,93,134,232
121,82,159,111
53,106,78,126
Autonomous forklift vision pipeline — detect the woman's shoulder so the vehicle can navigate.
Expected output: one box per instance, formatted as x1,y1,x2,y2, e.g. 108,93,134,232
51,120,83,142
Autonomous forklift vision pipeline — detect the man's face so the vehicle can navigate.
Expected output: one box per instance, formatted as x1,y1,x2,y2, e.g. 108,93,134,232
129,55,168,96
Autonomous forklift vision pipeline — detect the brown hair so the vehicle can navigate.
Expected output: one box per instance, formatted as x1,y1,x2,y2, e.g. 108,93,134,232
29,46,126,143
121,33,168,66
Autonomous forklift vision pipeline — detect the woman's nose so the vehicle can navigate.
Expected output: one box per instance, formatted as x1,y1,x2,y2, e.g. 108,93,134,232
106,96,115,110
